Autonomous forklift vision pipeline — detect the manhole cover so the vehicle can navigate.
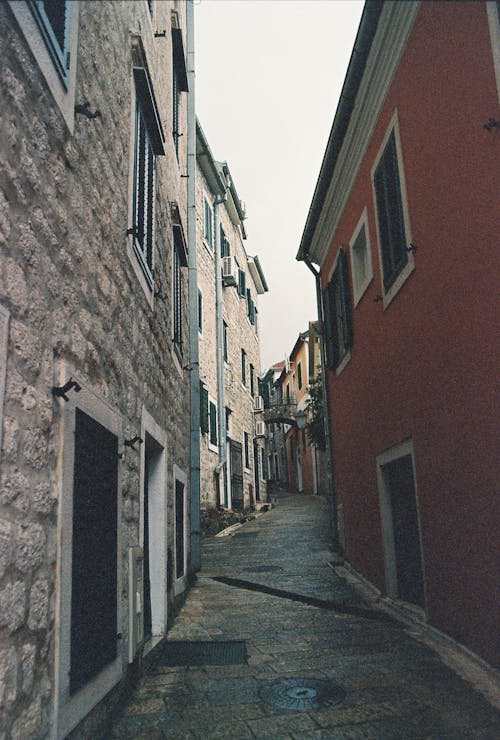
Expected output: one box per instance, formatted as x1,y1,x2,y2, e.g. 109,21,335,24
148,641,247,669
259,678,346,711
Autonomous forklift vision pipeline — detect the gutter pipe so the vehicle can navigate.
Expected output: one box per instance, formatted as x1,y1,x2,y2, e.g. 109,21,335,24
186,0,201,573
213,193,228,507
303,255,340,552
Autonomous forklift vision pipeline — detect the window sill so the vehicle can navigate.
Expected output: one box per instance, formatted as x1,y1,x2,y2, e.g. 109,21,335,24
208,442,218,454
353,275,374,308
335,350,351,377
382,259,415,311
127,238,154,309
203,239,214,256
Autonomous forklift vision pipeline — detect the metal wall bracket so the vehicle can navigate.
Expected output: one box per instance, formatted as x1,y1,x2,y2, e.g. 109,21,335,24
52,378,81,402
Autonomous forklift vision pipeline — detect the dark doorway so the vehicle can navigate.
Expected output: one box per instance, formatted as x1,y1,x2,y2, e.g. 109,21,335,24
175,479,185,580
381,454,425,608
70,409,118,694
143,438,152,643
230,440,244,511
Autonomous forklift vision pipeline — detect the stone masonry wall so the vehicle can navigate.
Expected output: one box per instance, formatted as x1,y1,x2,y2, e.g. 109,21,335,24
0,1,190,736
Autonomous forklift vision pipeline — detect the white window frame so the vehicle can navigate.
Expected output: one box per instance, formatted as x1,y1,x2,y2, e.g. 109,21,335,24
376,438,427,615
0,305,9,463
8,1,79,133
486,2,500,103
172,464,188,597
349,207,373,307
371,110,414,310
54,367,123,740
140,407,168,650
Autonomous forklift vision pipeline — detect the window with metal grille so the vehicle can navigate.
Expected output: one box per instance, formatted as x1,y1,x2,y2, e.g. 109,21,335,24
209,401,218,447
132,99,155,284
373,129,408,291
29,0,70,82
204,198,213,249
323,248,353,370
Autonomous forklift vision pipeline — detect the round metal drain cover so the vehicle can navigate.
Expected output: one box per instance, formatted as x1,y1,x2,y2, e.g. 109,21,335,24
259,678,346,711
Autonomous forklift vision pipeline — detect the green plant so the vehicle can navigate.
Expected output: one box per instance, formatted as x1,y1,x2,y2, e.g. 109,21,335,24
306,375,326,450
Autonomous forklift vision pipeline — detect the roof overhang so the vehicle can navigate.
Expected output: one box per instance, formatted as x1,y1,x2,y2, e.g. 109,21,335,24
296,2,419,267
196,118,226,196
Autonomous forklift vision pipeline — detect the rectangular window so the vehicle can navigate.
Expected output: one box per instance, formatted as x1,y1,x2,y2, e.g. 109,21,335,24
29,0,71,83
244,432,250,470
250,364,255,396
225,407,231,436
204,198,213,250
209,400,218,447
323,248,353,371
373,127,409,293
223,321,228,362
173,245,182,358
297,362,303,390
254,307,258,335
198,289,203,334
261,448,266,481
241,349,246,385
286,384,290,404
238,268,246,297
246,289,255,325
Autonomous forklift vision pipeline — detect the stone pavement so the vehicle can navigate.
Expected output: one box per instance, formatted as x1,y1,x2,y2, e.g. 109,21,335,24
111,493,500,739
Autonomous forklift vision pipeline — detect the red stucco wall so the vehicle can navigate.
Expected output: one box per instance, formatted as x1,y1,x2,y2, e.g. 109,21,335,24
322,2,499,666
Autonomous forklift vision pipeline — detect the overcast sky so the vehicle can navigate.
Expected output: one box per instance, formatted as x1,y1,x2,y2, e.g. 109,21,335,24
194,0,364,371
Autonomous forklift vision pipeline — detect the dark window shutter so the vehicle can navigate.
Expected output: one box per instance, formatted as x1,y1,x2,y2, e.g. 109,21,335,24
200,383,209,434
374,130,408,290
238,269,246,297
322,285,335,369
339,248,353,350
209,402,218,446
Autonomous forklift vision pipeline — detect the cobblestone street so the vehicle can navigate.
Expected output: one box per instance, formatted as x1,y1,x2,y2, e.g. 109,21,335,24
111,494,499,739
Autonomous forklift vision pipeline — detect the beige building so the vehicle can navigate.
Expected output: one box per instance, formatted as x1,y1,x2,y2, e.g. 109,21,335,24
196,121,268,512
1,1,192,737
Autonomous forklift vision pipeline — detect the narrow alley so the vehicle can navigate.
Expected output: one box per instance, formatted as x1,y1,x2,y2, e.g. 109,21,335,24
110,494,500,739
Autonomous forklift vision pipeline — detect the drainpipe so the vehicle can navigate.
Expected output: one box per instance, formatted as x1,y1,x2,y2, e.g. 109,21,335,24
186,0,201,573
303,256,340,552
213,193,228,507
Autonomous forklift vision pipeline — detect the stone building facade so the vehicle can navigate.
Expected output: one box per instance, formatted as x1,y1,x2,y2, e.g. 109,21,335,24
196,121,268,512
1,1,192,736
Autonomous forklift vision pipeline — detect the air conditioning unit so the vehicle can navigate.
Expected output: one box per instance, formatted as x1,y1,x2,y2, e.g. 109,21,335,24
253,395,264,412
255,420,266,438
222,256,237,286
128,546,144,663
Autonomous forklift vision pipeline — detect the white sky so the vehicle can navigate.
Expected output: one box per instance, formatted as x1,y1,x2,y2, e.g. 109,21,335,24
194,0,364,371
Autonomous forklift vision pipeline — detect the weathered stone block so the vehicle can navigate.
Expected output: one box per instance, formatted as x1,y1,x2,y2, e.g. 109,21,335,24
14,522,46,572
0,580,26,632
27,579,49,631
21,643,37,695
11,696,41,740
0,646,17,709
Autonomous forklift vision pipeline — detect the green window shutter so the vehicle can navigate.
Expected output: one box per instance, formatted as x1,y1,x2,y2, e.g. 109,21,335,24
200,382,209,434
209,401,217,446
322,285,335,368
238,268,246,297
